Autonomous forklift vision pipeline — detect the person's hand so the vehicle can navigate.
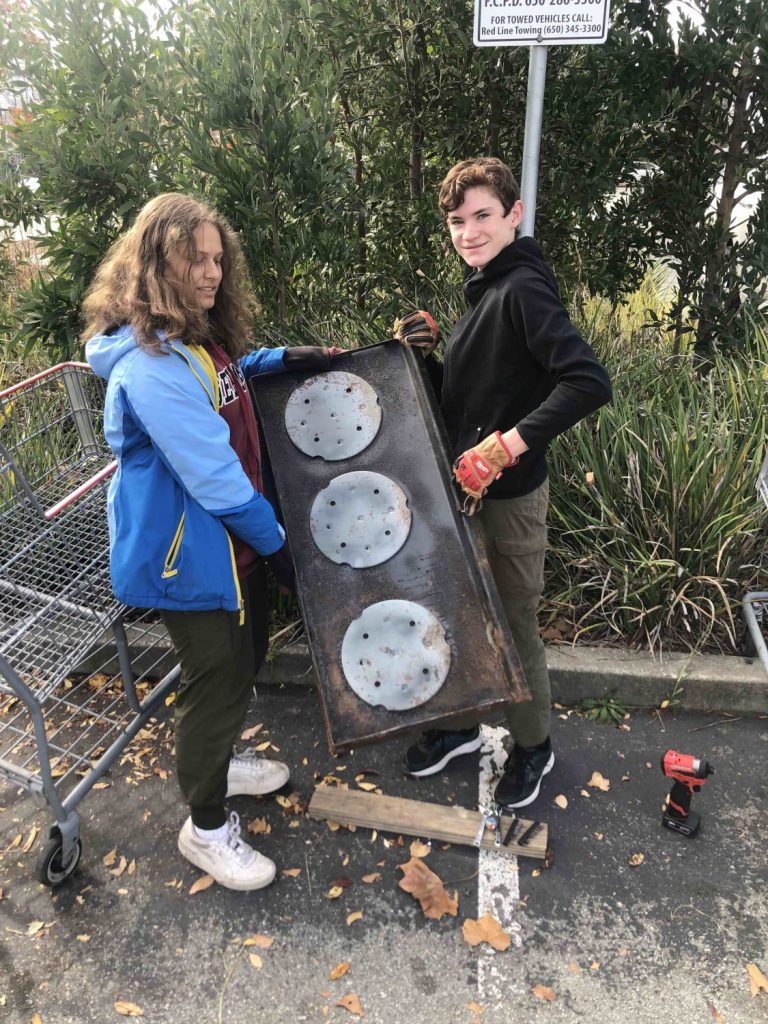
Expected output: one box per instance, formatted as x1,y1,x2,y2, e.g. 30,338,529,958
453,431,518,515
283,346,336,372
266,540,296,593
392,310,440,357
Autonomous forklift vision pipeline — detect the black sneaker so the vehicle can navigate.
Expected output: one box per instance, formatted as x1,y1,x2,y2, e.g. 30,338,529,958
404,727,482,777
494,738,554,808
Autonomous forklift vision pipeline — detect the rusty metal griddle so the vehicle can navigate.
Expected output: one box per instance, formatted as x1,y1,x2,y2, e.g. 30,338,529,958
251,340,528,752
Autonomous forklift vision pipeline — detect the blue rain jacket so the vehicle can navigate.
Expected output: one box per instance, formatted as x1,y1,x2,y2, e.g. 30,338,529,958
86,326,287,613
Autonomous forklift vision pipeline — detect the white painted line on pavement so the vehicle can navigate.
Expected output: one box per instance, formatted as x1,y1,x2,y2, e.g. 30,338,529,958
477,724,524,1004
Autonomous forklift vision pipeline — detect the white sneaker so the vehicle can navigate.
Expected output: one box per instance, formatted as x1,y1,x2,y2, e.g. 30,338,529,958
226,749,290,797
177,812,276,891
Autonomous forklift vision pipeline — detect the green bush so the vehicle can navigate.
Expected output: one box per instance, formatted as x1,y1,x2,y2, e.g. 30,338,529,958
545,321,768,653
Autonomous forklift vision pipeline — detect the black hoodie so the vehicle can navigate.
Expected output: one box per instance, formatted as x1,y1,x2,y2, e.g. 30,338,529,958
440,235,612,500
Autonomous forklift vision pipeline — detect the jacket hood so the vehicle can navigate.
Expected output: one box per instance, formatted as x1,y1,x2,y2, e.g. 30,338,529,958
85,324,139,380
464,236,557,306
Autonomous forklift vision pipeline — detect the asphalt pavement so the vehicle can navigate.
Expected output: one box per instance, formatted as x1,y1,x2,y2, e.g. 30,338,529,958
1,682,767,1024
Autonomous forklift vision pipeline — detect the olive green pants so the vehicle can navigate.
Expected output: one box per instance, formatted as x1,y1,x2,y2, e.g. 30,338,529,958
161,564,270,829
480,479,551,748
453,479,551,748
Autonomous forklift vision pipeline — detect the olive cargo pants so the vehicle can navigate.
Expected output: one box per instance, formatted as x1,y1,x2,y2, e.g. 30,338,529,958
479,478,551,748
445,479,551,747
161,564,270,829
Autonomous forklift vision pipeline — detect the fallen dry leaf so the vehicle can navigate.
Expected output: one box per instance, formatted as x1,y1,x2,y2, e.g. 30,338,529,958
747,962,768,997
241,723,263,740
409,840,431,858
467,1002,483,1014
31,1014,42,1024
27,921,45,937
111,856,128,878
357,782,378,792
587,771,610,792
327,886,344,900
114,1001,144,1017
336,993,364,1017
77,934,91,942
102,847,117,867
249,953,263,970
254,741,271,752
189,874,215,894
361,873,381,884
248,818,271,835
22,827,39,853
590,961,601,971
244,934,273,949
709,1004,725,1023
531,985,556,1003
329,961,350,981
281,867,301,878
629,853,645,867
346,911,363,926
398,858,458,920
554,794,568,810
462,914,512,952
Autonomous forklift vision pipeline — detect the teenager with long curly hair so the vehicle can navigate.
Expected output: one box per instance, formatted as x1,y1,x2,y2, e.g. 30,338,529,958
85,193,336,890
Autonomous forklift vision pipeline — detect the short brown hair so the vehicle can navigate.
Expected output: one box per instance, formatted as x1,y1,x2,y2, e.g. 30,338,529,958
438,158,520,217
81,193,257,359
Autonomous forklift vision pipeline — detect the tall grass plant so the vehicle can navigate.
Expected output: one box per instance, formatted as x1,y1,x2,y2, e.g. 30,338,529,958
546,313,768,653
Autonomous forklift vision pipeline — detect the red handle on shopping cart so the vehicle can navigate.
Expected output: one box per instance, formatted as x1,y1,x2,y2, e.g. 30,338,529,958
0,361,91,399
1,361,117,520
44,460,117,520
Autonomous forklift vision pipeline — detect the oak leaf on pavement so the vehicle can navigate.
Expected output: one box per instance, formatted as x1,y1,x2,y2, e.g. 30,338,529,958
587,771,610,792
531,985,556,1003
397,857,458,920
114,1001,144,1017
747,962,768,997
461,914,511,951
336,993,364,1017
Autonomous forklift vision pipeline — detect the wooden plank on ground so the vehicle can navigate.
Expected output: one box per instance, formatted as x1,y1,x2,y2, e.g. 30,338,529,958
308,784,548,860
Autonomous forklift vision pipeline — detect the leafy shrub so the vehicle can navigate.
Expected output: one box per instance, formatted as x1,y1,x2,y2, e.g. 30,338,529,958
546,323,768,652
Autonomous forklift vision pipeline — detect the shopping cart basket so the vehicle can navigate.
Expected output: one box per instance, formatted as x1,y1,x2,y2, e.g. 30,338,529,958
742,447,768,674
0,363,179,885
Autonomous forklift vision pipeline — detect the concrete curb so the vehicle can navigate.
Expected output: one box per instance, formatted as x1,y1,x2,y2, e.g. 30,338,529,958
258,642,768,715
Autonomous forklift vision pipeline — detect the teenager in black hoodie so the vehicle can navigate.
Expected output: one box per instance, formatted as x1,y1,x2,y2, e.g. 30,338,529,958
400,158,612,809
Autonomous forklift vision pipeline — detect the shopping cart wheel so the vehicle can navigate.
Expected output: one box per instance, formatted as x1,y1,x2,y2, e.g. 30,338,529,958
37,832,82,886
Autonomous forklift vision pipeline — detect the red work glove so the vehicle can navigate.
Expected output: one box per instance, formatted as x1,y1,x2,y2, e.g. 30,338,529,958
392,310,440,357
454,431,519,515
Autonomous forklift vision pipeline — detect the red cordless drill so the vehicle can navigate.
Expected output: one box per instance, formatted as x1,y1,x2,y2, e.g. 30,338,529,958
660,749,714,837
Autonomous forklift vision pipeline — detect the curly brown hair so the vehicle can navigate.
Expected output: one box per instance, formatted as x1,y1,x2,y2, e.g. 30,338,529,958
81,194,257,359
438,158,520,217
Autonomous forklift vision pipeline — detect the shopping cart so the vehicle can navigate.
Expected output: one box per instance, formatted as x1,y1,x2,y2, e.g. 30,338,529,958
742,448,768,673
0,363,179,885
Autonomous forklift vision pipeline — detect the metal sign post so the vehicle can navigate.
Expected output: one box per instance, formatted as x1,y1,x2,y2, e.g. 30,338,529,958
473,0,612,237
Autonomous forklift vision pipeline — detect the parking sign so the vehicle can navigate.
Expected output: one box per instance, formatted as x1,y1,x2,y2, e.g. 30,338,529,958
474,0,612,47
